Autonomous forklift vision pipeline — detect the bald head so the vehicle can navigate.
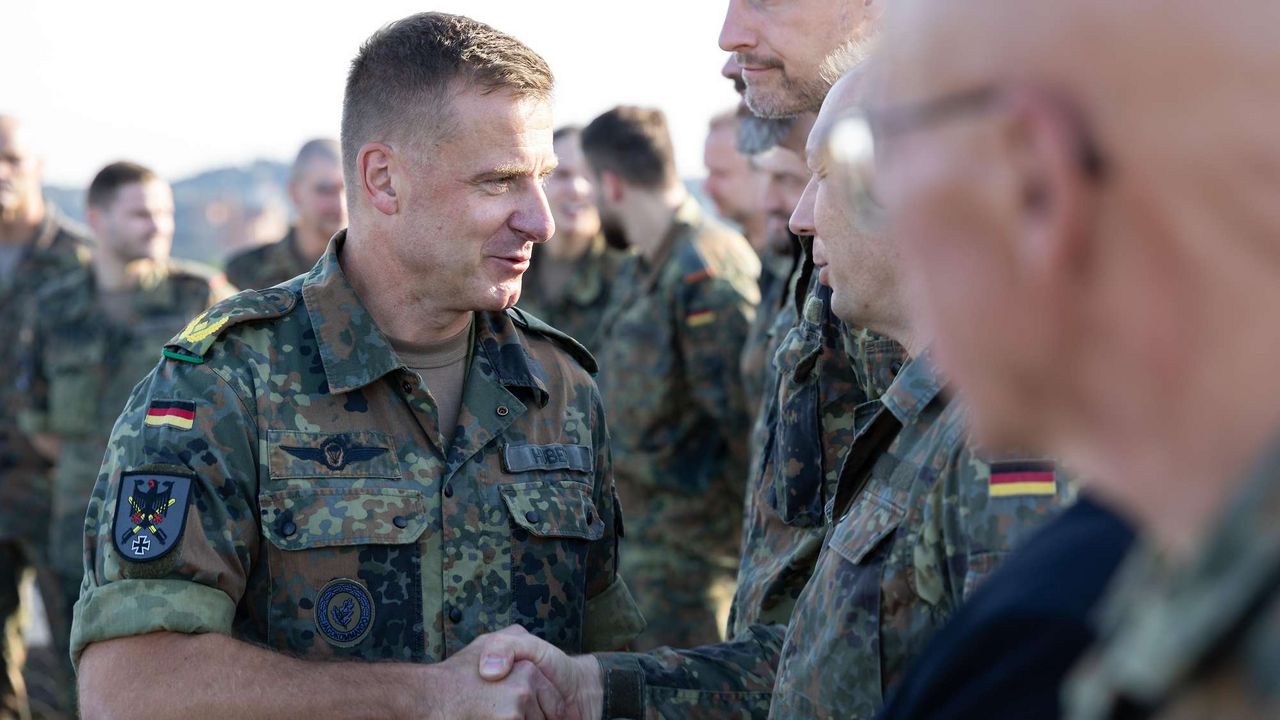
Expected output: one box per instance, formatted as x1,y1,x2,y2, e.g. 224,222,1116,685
876,0,1280,543
0,115,45,227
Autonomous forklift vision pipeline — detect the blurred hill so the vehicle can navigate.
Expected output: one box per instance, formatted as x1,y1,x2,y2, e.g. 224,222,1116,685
45,160,291,268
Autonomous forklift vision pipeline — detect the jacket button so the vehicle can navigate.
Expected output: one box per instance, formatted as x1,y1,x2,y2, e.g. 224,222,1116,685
525,510,541,524
401,380,414,394
585,509,595,525
443,484,453,498
496,405,510,417
890,361,904,375
281,521,297,537
448,606,463,623
393,515,409,529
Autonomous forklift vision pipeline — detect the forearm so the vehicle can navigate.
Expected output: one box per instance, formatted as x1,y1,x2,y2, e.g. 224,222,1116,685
79,631,431,720
593,623,784,719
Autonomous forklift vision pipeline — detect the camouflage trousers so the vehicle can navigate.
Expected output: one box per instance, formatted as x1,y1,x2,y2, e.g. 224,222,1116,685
622,547,738,651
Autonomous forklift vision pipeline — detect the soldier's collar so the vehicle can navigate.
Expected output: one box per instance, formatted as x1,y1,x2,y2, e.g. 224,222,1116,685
302,232,404,394
303,232,551,403
474,311,551,407
641,197,701,293
880,351,947,425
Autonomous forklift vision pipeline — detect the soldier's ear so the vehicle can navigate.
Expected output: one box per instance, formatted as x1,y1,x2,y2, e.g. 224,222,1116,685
358,142,398,216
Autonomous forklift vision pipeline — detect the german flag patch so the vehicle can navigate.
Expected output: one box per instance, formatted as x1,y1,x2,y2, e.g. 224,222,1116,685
683,268,713,285
989,460,1057,498
145,400,196,430
686,309,716,327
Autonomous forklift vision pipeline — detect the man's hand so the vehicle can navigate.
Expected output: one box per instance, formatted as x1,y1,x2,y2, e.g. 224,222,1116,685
421,627,572,720
475,625,605,720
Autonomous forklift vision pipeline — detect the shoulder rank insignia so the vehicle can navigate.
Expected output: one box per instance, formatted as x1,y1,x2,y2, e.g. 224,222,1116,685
163,287,296,364
989,460,1057,498
112,471,194,562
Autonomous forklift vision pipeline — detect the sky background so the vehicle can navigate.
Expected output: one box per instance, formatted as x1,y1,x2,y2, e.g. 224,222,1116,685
5,1,740,187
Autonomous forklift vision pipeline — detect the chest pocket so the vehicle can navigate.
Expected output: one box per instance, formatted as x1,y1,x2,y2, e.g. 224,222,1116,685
500,477,603,653
800,489,907,712
258,485,427,662
45,342,106,436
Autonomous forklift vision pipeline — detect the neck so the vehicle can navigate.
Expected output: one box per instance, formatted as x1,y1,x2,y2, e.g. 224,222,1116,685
625,185,687,262
743,214,769,257
294,222,332,264
1063,230,1280,559
94,252,155,293
0,200,44,245
343,225,473,344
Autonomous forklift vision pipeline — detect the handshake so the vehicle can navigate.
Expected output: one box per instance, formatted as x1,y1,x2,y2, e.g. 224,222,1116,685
435,625,607,720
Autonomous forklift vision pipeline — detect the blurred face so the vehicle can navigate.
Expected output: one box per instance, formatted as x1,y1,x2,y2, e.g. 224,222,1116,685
791,75,903,332
754,146,809,254
703,122,766,227
720,0,872,118
545,133,601,257
0,119,43,221
291,157,346,240
389,89,556,313
876,13,1064,448
91,179,175,263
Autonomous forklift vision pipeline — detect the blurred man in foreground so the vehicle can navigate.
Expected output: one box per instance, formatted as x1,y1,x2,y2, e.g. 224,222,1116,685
517,126,623,357
0,114,90,720
18,161,230,711
875,0,1280,715
224,138,346,289
586,105,759,650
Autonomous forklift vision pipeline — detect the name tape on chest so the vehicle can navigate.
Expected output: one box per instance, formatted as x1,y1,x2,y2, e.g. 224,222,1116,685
502,443,594,474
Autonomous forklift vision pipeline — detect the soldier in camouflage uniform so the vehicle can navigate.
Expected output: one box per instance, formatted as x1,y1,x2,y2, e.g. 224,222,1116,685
0,114,91,720
864,0,1280,717
517,126,624,359
584,106,761,650
72,14,642,718
472,64,1072,720
223,138,346,290
17,161,231,707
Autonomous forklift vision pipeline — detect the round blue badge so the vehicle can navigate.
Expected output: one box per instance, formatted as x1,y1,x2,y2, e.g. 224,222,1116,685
314,578,375,648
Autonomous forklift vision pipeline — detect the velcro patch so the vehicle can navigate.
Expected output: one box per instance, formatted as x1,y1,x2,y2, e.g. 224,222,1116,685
989,460,1057,497
145,400,195,430
315,578,375,648
112,471,194,562
686,310,716,327
502,443,594,474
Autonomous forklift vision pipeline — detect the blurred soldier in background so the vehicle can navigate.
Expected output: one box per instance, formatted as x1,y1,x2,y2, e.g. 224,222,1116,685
224,138,345,289
704,109,769,258
18,161,231,712
586,105,760,649
0,114,91,720
874,0,1280,716
517,126,624,358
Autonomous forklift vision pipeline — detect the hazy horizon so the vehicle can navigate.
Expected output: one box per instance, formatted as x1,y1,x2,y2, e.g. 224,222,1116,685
7,1,739,187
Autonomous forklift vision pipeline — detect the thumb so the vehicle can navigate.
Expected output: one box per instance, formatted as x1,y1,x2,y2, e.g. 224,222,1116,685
477,632,552,682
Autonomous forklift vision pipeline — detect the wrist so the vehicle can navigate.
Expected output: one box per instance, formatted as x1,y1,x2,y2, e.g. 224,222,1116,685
572,654,604,719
